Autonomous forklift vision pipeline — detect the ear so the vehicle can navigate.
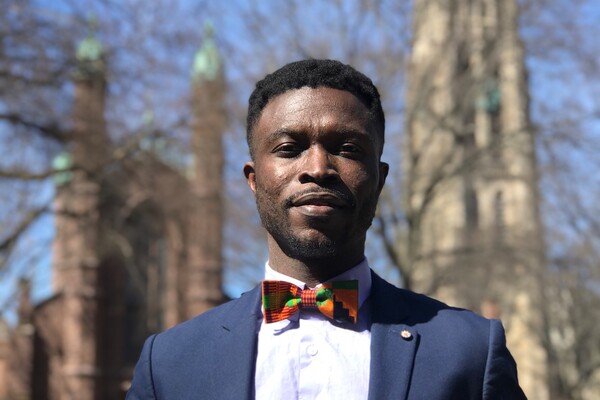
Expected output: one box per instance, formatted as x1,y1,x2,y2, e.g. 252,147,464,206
243,161,257,194
377,162,389,195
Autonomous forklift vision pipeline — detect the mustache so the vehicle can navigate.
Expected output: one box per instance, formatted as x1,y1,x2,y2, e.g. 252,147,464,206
284,187,355,209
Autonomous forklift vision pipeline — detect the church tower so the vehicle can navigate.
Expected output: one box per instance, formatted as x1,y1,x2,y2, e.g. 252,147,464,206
186,23,227,318
404,1,548,397
2,20,230,400
51,23,109,399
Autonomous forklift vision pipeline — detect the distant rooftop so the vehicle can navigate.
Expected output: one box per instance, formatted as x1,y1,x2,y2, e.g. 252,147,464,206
52,151,73,186
192,21,221,83
74,17,106,78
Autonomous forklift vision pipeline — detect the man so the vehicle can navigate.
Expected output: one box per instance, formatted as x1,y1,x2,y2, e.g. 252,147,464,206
127,59,526,399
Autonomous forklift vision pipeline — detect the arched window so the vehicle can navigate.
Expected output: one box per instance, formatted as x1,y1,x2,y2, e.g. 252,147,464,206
123,202,166,364
465,187,479,229
493,190,505,240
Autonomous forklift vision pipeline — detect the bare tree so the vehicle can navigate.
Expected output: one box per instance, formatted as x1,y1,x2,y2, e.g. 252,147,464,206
0,0,599,398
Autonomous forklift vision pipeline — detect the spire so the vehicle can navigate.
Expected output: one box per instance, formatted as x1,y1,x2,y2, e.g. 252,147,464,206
74,16,105,80
191,21,221,83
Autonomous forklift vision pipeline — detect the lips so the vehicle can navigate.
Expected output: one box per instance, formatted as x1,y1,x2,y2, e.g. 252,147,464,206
287,192,350,219
291,192,348,208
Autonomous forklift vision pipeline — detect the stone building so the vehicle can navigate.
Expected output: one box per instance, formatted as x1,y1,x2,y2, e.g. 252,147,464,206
404,0,548,398
0,27,226,400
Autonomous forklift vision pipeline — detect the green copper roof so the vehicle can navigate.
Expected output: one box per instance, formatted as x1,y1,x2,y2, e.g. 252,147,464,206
192,22,221,83
76,35,104,62
52,151,73,186
74,17,105,78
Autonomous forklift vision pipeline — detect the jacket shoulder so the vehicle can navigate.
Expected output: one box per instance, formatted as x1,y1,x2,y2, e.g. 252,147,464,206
156,285,261,344
371,275,524,398
128,286,261,399
371,271,490,330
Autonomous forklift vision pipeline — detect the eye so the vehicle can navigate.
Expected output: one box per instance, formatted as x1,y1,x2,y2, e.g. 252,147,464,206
272,142,303,157
338,142,363,156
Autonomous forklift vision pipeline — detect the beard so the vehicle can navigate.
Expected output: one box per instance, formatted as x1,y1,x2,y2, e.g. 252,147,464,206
254,185,377,261
276,229,338,260
255,188,338,260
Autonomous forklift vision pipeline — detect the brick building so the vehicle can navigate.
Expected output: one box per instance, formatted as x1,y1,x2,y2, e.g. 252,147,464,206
0,26,226,400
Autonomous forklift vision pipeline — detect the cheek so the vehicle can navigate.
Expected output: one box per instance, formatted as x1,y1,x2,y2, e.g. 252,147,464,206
343,166,371,191
342,166,380,204
255,165,292,196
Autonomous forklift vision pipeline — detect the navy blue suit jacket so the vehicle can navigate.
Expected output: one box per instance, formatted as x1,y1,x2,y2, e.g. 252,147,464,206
127,271,526,399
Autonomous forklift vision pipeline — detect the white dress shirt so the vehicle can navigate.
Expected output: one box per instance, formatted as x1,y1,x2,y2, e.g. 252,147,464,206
254,259,372,400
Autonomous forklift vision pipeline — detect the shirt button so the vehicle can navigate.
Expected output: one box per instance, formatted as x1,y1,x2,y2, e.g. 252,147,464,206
307,344,318,356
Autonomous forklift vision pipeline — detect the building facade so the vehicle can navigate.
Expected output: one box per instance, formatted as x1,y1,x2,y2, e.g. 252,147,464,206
404,1,549,398
0,28,226,400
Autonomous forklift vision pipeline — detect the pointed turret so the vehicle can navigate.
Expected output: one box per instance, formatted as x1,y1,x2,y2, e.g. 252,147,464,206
51,21,109,398
183,22,227,323
191,22,222,84
74,18,106,81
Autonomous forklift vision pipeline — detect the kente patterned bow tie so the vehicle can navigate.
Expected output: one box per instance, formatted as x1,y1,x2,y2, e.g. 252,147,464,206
261,280,359,324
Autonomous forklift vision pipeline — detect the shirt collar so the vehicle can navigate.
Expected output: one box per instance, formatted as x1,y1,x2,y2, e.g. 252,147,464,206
264,258,372,309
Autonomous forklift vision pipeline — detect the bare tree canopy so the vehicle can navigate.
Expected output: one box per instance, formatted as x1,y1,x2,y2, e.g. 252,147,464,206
0,0,599,398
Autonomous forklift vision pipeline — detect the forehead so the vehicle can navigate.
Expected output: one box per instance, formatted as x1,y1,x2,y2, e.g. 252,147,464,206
254,86,374,137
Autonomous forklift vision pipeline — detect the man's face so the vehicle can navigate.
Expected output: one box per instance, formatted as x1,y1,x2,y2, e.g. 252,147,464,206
244,87,388,262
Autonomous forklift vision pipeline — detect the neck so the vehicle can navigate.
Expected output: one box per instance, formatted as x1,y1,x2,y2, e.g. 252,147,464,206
266,236,365,287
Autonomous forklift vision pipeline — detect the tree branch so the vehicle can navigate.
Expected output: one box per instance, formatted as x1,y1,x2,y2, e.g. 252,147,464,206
0,112,71,142
0,206,49,255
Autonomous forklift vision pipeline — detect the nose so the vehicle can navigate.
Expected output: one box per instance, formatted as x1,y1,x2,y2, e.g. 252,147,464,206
298,145,339,184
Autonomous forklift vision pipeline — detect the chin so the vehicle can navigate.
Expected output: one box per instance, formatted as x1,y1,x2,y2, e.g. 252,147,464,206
281,234,340,260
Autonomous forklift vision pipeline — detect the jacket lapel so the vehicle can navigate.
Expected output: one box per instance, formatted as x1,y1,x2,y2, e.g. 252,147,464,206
367,272,418,400
210,274,419,399
209,285,262,400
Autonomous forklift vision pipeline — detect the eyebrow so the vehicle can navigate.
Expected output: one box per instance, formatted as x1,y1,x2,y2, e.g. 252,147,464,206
265,129,296,143
266,127,375,144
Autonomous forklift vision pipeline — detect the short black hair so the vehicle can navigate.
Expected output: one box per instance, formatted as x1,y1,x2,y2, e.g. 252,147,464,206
246,59,385,159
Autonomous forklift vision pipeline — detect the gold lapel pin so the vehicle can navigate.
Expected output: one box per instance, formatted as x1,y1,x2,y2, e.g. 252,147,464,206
400,330,412,340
